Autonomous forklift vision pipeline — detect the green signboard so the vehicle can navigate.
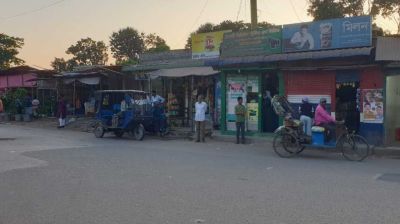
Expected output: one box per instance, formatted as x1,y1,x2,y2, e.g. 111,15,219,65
220,27,282,58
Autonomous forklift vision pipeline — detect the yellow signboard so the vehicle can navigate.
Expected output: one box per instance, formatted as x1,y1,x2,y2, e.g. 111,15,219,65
191,30,230,59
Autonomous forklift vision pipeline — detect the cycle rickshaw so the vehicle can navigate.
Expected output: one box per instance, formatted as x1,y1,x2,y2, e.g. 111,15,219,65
271,96,370,161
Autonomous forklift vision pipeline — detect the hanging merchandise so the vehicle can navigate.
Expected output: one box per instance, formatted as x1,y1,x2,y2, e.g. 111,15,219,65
168,93,180,116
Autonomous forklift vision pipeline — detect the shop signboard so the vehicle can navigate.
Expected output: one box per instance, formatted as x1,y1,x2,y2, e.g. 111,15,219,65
192,30,231,59
247,103,258,131
226,76,247,131
246,75,259,131
220,27,282,57
362,89,384,123
283,16,372,52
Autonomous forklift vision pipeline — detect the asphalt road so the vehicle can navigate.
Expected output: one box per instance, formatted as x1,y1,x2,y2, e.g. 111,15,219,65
0,124,400,224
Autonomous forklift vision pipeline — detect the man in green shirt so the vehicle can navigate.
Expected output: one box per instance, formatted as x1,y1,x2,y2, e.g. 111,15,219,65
235,97,246,144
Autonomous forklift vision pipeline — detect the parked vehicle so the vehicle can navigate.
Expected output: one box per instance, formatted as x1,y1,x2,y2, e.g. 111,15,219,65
271,95,369,161
93,90,167,140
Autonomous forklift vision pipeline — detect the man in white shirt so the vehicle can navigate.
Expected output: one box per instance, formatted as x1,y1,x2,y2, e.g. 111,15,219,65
290,24,314,50
151,91,165,105
195,95,207,142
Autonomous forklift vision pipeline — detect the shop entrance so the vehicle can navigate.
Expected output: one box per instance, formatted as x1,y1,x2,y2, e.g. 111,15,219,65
385,75,400,146
262,73,279,133
335,82,360,133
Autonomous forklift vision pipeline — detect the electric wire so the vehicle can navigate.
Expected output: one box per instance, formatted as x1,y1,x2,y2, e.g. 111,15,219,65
288,0,303,22
0,0,67,21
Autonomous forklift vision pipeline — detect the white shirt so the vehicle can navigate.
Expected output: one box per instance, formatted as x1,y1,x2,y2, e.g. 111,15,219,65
195,101,207,121
151,95,165,104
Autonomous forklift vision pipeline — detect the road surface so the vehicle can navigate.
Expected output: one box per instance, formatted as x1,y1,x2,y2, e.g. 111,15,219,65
0,124,399,224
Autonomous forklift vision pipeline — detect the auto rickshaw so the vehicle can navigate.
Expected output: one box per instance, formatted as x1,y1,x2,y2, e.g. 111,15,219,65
93,90,164,140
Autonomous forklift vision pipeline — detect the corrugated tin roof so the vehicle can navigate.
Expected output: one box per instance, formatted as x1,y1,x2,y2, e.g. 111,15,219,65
123,59,206,72
376,37,400,61
205,47,373,67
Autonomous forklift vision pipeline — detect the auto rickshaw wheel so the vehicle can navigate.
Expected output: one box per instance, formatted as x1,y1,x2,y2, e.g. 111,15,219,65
114,130,124,138
94,126,105,138
131,124,145,141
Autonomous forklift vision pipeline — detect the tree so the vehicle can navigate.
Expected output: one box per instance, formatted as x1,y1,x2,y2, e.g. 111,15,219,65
307,0,373,20
110,27,145,64
50,57,77,72
372,0,400,34
307,0,346,20
144,33,170,53
0,33,25,70
66,38,108,66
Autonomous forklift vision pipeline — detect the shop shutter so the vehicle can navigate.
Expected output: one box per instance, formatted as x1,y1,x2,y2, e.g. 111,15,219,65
285,70,336,111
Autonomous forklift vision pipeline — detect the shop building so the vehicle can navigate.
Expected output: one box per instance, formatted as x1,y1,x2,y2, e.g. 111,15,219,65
123,50,220,129
375,37,400,147
209,16,394,146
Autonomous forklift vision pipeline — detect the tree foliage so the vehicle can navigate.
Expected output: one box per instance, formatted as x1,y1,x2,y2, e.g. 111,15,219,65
372,0,400,33
66,38,108,66
110,27,145,64
185,20,275,49
51,38,107,71
0,33,25,70
109,27,170,65
307,0,346,20
144,33,170,53
50,57,77,72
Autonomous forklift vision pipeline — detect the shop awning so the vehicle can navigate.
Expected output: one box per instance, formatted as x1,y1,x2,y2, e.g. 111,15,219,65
207,47,373,67
148,67,219,79
63,77,101,85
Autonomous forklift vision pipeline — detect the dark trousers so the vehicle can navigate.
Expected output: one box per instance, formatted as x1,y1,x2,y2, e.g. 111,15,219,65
196,121,205,142
321,122,336,142
236,122,245,143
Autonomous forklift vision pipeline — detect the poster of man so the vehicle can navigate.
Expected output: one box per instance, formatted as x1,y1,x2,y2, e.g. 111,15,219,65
362,89,384,123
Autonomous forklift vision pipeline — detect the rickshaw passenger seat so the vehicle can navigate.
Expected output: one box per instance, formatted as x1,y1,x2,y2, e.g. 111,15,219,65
113,104,121,112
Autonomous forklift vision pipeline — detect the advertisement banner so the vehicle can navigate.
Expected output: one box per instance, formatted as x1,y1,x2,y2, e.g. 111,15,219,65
226,76,247,131
220,27,282,57
247,103,258,131
362,89,384,123
283,16,372,52
192,30,231,59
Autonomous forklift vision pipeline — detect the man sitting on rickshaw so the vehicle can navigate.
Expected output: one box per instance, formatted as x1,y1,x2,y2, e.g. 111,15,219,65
314,98,337,142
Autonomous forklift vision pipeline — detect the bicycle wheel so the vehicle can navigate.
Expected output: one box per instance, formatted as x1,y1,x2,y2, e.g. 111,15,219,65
340,134,370,161
273,131,301,158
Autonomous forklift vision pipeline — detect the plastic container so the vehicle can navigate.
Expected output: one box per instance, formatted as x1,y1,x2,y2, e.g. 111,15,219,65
312,131,325,145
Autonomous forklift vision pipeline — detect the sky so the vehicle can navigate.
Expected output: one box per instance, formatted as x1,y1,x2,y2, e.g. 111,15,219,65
0,0,397,69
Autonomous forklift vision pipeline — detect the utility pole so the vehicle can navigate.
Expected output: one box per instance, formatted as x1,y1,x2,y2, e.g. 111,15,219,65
250,0,258,30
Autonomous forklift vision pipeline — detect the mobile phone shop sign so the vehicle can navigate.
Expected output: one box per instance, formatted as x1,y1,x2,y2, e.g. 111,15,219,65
283,16,372,52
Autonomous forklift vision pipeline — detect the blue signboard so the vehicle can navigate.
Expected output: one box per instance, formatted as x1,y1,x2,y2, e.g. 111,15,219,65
283,16,372,52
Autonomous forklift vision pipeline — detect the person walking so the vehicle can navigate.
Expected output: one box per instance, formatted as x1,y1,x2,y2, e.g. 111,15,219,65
0,96,4,114
57,94,67,128
299,97,313,136
235,97,246,144
195,95,207,143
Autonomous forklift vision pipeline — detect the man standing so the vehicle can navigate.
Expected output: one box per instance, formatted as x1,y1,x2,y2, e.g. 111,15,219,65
195,95,207,143
315,98,336,141
235,97,246,144
151,91,165,105
299,97,313,136
57,94,67,128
